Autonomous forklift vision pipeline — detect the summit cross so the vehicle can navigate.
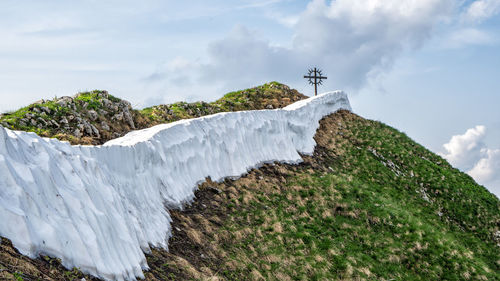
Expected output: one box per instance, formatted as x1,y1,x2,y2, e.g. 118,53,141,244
303,67,327,96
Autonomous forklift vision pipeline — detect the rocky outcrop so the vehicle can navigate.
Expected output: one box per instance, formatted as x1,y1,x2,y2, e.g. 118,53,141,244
0,90,140,145
0,82,307,145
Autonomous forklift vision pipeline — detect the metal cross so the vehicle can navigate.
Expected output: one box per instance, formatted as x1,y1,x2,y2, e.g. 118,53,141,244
304,67,327,96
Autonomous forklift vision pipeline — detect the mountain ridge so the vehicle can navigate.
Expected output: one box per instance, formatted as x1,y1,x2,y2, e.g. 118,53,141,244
0,82,305,145
0,83,498,281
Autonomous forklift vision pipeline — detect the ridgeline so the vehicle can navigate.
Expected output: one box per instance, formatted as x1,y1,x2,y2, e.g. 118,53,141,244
0,83,498,281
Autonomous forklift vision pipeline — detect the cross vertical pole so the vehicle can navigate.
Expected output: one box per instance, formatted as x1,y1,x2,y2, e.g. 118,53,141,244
314,68,318,96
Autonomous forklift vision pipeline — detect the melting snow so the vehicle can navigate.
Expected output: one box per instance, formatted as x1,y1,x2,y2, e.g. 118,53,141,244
0,91,351,280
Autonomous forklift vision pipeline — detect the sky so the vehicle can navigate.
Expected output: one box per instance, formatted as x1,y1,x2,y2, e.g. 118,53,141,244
0,0,499,197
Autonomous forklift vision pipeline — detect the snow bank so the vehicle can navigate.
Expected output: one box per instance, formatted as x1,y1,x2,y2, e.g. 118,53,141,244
0,91,351,280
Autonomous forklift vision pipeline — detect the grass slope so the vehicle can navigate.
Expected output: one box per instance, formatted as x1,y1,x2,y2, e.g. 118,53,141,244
211,111,500,280
155,111,499,281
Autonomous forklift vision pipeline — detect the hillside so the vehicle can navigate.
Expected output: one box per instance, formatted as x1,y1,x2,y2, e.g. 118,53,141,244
0,84,499,281
0,82,305,145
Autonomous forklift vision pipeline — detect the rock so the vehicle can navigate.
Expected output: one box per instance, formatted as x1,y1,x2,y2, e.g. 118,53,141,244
119,100,131,109
97,91,108,98
84,123,93,136
36,117,47,127
112,112,124,121
32,107,41,113
101,121,110,131
40,106,51,114
40,112,47,117
266,104,274,109
91,124,100,138
209,187,222,194
24,113,34,119
98,109,108,116
33,99,45,105
123,111,135,129
101,98,112,109
60,117,69,125
30,119,37,126
88,110,98,121
112,132,121,138
68,115,75,121
56,96,73,107
19,120,27,126
73,128,82,138
50,120,60,128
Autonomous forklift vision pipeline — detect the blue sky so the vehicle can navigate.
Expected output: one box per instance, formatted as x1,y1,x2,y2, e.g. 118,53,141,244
0,0,499,196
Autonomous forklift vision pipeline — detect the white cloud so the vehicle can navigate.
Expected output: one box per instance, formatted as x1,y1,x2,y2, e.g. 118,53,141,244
441,126,500,197
463,0,500,23
469,148,500,182
149,0,455,100
441,125,487,170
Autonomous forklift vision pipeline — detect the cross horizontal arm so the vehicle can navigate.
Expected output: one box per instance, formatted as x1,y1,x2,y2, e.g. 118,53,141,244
304,75,328,79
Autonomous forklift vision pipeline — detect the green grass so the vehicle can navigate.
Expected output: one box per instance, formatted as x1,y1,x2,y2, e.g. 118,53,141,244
0,90,117,135
138,81,297,123
220,113,500,280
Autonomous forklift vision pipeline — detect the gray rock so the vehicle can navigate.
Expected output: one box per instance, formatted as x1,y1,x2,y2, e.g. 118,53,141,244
112,112,124,121
60,117,69,125
91,124,100,138
68,115,75,121
98,109,108,116
30,119,37,126
101,98,112,109
101,121,110,131
88,110,98,121
84,123,93,135
73,128,82,138
32,107,41,113
56,96,73,107
97,91,108,98
123,111,135,129
50,120,60,128
266,104,274,109
36,117,48,127
119,100,131,108
40,106,51,114
25,113,34,119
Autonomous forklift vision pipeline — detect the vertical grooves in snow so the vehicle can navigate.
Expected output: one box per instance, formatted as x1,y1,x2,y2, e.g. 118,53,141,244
0,91,351,280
